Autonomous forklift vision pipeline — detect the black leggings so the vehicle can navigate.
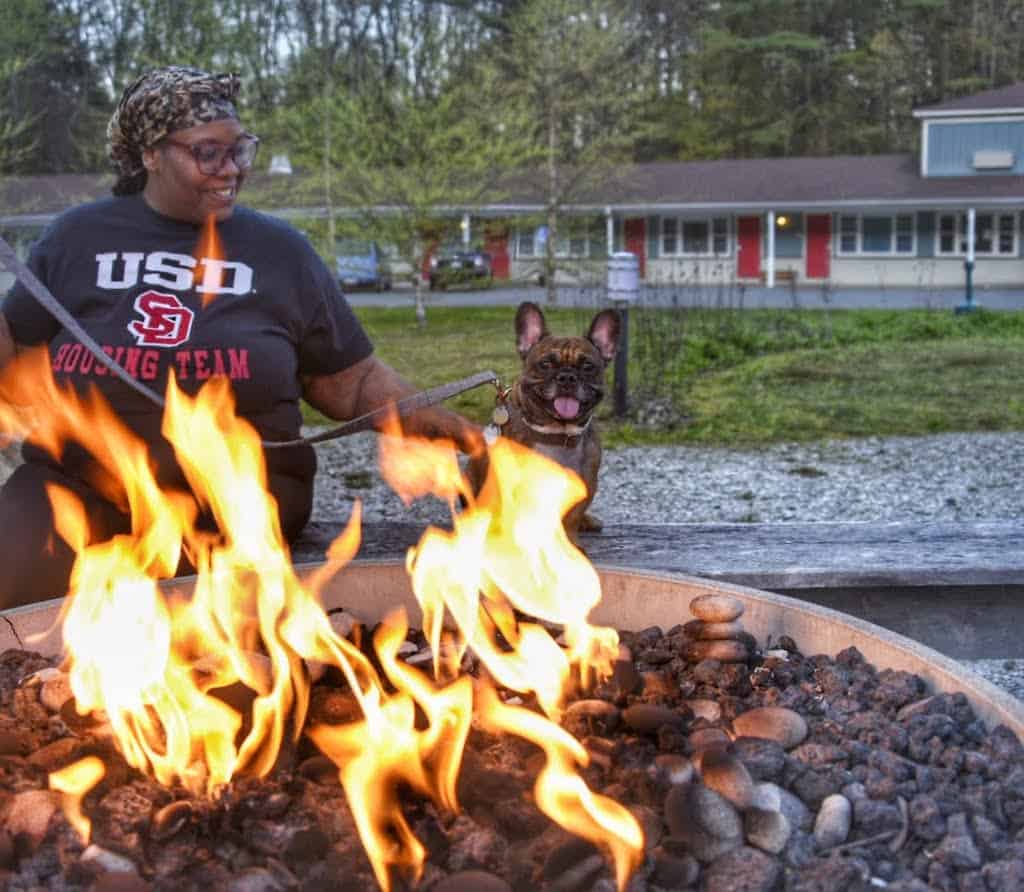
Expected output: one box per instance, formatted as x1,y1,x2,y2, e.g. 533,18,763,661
0,461,313,611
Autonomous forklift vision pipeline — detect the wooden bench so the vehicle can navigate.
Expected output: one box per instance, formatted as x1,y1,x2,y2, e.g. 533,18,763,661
292,520,1024,659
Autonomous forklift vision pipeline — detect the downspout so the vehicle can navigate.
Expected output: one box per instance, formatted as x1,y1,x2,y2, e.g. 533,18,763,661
605,206,614,256
766,210,776,288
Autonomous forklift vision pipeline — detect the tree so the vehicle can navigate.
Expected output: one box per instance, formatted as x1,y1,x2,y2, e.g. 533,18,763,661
275,73,530,326
483,0,653,303
0,59,39,174
0,0,108,173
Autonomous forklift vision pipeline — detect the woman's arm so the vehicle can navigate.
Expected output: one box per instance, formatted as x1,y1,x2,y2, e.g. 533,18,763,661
302,355,483,454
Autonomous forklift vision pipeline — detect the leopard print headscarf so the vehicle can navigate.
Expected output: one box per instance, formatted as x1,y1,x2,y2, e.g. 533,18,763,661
107,66,241,195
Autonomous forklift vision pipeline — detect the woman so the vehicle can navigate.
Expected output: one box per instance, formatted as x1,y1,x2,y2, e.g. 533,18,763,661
0,66,479,609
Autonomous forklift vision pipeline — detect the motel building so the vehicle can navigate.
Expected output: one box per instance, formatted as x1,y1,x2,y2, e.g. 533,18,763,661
491,81,1024,300
4,82,1024,302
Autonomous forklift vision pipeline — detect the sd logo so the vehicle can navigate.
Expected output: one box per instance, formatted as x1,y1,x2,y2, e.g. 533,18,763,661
127,291,195,347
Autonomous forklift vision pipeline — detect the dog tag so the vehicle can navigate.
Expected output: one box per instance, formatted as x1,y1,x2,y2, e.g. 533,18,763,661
491,404,510,426
484,424,501,445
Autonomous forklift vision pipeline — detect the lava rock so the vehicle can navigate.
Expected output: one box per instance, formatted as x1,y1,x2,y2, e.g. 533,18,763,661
431,871,512,892
686,698,722,722
649,847,700,888
90,875,152,892
702,845,782,892
2,789,61,850
731,737,787,782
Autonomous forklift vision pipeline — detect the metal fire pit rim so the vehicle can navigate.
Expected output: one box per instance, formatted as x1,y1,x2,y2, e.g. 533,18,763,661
2,558,1021,736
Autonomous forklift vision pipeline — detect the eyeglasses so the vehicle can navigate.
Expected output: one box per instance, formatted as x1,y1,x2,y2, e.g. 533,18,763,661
163,133,260,175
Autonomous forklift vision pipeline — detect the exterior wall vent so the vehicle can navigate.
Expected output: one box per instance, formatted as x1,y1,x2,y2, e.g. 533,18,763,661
972,149,1015,169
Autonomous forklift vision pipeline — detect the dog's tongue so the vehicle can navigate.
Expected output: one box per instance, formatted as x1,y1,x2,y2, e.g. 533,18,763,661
554,397,580,420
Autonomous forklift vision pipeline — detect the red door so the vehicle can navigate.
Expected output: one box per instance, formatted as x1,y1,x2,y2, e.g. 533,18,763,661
623,218,646,278
737,216,761,279
806,214,831,279
484,232,510,280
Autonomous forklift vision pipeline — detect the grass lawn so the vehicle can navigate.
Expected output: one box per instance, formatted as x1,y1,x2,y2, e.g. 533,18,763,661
303,303,1024,447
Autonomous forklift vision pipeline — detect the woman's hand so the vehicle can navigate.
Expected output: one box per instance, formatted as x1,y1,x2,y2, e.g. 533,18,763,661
303,355,483,455
0,313,15,372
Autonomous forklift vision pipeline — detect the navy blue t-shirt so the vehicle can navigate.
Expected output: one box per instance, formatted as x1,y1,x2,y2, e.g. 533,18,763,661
2,194,373,523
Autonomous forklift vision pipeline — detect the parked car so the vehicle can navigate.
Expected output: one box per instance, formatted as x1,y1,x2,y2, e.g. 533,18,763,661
335,239,392,292
428,245,493,290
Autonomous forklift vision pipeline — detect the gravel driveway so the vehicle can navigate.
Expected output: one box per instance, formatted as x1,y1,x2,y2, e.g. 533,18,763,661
307,430,1024,528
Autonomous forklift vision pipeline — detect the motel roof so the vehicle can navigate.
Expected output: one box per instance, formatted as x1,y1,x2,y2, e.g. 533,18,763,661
912,82,1024,117
4,154,1024,228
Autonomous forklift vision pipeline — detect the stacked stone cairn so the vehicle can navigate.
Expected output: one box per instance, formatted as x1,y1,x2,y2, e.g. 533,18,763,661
649,593,854,884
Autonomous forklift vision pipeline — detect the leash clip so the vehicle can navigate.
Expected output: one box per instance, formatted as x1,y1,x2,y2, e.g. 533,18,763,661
484,381,512,445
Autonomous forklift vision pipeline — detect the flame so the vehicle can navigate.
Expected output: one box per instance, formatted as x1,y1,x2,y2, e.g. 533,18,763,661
0,350,643,890
194,213,226,306
477,682,644,890
49,756,105,841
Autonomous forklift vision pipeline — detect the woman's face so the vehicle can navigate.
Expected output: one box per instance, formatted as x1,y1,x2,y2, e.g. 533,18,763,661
142,118,250,225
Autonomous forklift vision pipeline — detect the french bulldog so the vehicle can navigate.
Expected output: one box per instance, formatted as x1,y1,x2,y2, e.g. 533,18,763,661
470,301,621,541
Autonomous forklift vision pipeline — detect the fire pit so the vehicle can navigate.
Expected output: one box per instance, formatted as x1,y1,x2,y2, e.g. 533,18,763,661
3,561,1024,891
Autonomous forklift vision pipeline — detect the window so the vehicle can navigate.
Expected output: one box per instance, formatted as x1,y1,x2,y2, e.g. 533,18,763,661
516,218,605,259
837,214,915,255
936,213,1017,256
660,216,730,257
515,228,537,258
662,218,678,255
712,217,729,254
555,218,604,257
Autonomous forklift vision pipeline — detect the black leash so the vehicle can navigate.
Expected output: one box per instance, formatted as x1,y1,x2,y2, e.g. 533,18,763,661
0,236,168,409
0,236,498,449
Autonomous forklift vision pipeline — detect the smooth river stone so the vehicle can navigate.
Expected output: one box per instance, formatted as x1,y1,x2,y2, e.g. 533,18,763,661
689,593,744,623
682,640,750,664
666,782,743,840
744,808,792,854
813,793,853,849
565,699,621,721
684,619,745,641
732,706,808,750
758,782,813,832
699,750,756,810
81,844,138,875
689,727,733,753
652,753,695,785
39,674,73,713
664,783,743,863
622,703,684,733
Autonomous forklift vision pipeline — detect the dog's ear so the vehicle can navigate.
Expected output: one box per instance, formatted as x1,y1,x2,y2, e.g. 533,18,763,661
515,301,549,360
587,309,620,363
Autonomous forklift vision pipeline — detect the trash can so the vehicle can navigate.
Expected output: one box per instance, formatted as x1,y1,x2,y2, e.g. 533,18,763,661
607,251,639,303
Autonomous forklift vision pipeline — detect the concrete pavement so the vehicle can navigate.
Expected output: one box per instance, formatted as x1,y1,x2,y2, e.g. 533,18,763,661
344,282,1024,311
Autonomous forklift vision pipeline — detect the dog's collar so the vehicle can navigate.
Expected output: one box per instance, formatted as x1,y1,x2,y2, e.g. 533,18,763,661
524,417,592,438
